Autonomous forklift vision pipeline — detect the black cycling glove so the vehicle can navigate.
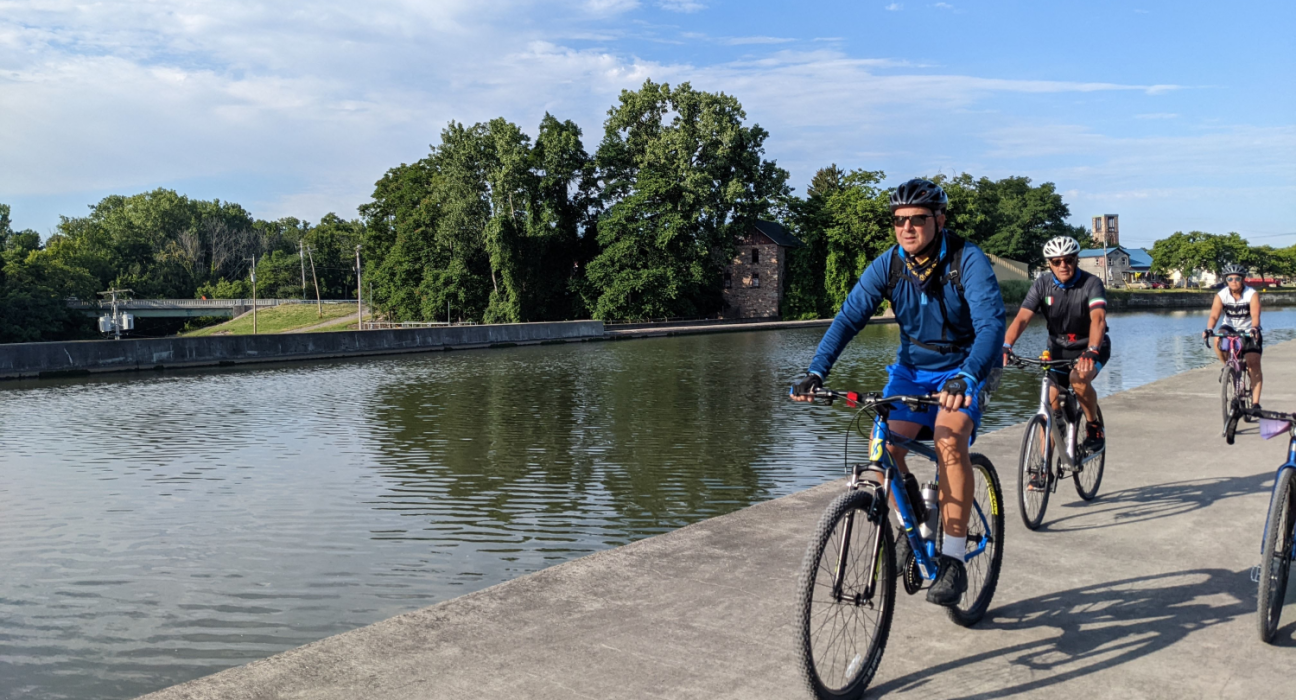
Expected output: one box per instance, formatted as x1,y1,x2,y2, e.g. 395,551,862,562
791,372,822,397
940,375,970,397
1080,348,1100,363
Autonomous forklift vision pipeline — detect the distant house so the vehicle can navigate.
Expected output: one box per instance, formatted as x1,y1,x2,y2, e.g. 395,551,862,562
1078,247,1133,288
723,221,804,319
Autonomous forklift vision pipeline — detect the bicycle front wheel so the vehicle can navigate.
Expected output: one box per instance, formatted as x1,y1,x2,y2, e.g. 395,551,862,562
1222,366,1237,432
1074,407,1105,500
947,453,1005,627
1017,414,1052,530
796,489,895,699
1258,468,1295,644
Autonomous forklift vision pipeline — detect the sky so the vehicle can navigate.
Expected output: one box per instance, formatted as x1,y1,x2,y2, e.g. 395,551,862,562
2,0,1293,249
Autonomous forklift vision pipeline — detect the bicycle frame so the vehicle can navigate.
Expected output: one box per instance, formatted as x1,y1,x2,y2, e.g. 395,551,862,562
1216,332,1251,407
1259,433,1296,558
1033,370,1098,473
841,405,993,587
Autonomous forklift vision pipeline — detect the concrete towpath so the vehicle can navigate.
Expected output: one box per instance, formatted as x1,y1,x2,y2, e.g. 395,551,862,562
141,343,1296,699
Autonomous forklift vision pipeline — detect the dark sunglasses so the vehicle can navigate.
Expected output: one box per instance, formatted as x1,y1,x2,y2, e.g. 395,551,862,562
893,214,932,228
1226,275,1244,282
1048,256,1078,267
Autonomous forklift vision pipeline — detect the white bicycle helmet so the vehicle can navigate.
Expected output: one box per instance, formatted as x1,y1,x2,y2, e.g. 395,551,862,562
1042,236,1080,258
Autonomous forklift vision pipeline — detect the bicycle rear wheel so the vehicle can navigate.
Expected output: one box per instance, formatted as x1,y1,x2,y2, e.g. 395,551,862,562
947,454,1005,627
1258,468,1295,644
1074,407,1105,500
797,489,896,699
1017,415,1052,530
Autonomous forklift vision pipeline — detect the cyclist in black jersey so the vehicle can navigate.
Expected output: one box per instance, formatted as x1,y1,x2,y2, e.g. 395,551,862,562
1002,236,1110,456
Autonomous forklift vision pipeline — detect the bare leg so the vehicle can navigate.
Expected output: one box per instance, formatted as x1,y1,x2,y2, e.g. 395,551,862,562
884,420,924,476
1248,353,1263,405
933,411,974,539
1214,337,1226,363
1071,368,1100,424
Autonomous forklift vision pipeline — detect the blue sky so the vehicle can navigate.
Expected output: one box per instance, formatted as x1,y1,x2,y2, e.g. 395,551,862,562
2,0,1293,248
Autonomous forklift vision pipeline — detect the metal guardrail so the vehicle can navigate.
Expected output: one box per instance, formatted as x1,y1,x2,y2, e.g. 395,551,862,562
362,321,479,330
67,299,355,309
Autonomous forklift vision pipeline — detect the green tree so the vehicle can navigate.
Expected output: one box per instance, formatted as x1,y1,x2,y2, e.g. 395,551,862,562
819,170,892,311
1149,231,1250,278
0,203,99,342
935,173,1086,270
586,80,790,320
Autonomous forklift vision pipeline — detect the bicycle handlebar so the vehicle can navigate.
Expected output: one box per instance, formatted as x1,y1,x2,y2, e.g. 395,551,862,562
808,388,942,410
1006,355,1076,370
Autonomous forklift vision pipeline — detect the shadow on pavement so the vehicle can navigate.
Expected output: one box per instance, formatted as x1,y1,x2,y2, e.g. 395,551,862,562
870,568,1252,699
1040,473,1273,533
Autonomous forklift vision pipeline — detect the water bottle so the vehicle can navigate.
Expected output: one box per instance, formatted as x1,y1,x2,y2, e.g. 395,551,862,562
918,483,940,539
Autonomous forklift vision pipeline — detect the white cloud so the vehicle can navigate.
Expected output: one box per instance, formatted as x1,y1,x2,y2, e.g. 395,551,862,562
886,3,903,10
723,36,796,45
1135,113,1180,120
934,2,954,8
659,0,706,12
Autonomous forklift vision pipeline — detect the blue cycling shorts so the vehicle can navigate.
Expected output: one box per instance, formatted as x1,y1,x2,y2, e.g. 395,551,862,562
882,363,984,444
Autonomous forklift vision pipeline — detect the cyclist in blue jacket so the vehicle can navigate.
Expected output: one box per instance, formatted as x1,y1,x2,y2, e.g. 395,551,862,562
791,178,1006,607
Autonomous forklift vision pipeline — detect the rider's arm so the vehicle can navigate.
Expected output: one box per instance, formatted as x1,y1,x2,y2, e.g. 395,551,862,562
806,255,889,379
1084,275,1107,348
1087,308,1107,349
1205,295,1223,332
1250,290,1262,331
955,246,1007,383
1003,307,1035,347
1004,279,1043,347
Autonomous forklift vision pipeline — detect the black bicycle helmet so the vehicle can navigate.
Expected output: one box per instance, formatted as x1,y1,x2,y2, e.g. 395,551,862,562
1221,263,1247,277
889,178,948,213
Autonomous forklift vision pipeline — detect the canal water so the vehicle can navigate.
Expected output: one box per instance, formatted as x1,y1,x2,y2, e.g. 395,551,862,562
3,309,1295,699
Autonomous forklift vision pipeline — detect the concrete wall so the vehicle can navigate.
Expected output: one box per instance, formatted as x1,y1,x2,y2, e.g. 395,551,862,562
1108,290,1296,310
0,321,604,380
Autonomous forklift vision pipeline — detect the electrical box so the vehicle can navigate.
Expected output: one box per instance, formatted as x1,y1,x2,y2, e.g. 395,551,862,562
98,316,113,333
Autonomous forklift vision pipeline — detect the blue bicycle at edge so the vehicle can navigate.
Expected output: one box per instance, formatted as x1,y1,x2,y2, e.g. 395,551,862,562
1242,406,1296,643
794,387,1005,699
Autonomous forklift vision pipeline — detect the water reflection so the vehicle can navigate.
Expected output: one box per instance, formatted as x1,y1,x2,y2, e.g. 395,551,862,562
1,308,1295,699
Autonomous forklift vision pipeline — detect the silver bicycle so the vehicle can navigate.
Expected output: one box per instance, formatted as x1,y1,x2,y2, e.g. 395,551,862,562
1009,354,1106,530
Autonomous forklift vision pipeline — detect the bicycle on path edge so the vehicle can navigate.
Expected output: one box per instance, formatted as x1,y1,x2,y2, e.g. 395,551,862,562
1211,328,1254,444
1240,406,1296,643
794,388,1005,700
1008,354,1106,530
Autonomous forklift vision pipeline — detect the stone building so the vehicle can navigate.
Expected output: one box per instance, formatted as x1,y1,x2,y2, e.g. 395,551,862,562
1078,247,1132,288
1091,214,1120,247
722,221,804,319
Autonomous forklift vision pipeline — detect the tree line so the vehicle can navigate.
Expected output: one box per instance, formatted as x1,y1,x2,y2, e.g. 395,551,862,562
1149,231,1296,282
3,79,1149,344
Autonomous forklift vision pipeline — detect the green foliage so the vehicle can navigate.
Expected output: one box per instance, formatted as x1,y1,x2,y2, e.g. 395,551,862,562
0,204,100,342
362,114,594,324
935,173,1086,270
998,280,1032,305
196,278,252,299
1149,231,1250,276
584,80,789,320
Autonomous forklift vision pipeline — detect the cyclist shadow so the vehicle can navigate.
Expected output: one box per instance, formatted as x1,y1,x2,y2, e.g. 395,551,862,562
1039,472,1273,533
869,568,1253,698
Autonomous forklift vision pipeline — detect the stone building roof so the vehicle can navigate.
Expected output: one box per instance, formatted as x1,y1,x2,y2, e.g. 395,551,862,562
751,220,804,248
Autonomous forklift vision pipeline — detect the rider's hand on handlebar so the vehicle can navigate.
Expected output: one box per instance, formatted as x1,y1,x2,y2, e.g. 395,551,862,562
1002,346,1018,368
937,375,973,411
790,373,822,403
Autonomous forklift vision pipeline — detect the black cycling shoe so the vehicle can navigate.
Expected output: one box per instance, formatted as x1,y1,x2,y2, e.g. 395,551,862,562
1082,423,1105,453
925,555,967,607
1245,404,1261,423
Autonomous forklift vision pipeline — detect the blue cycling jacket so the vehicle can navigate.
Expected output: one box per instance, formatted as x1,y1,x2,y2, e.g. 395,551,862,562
808,233,1006,384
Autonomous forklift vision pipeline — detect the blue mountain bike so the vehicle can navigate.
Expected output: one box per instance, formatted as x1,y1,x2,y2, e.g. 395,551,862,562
795,389,1004,699
1243,407,1296,643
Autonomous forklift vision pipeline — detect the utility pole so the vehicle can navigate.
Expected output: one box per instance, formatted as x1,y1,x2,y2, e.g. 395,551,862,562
306,246,322,317
355,245,363,330
249,255,258,334
299,240,307,299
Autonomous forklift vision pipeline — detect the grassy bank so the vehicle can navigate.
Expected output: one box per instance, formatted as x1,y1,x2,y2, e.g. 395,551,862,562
184,304,358,336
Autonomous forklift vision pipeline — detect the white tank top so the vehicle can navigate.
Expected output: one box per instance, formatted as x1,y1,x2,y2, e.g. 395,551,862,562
1217,286,1256,332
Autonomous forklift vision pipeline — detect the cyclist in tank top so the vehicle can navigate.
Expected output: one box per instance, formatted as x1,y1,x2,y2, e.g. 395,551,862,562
1002,236,1110,459
1203,263,1263,411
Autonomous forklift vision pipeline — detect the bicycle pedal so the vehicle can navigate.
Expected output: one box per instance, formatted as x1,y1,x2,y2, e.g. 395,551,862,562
1251,565,1262,583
